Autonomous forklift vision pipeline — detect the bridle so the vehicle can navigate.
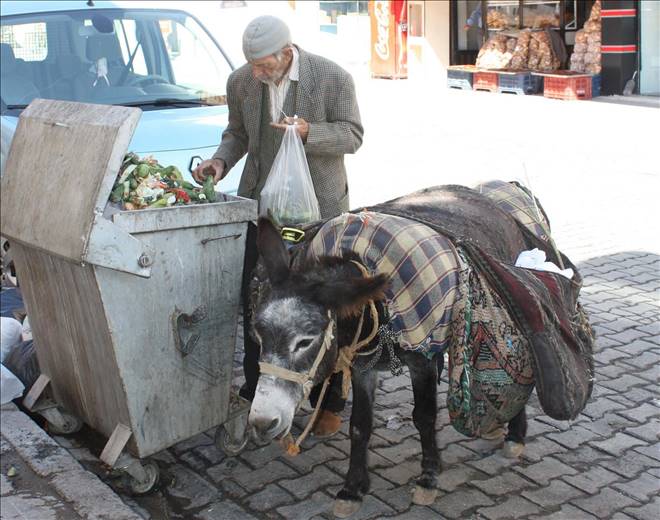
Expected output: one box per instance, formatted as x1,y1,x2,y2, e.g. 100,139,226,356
258,310,336,404
257,261,381,455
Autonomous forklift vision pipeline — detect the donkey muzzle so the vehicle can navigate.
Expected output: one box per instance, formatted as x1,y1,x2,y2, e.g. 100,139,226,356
248,379,297,441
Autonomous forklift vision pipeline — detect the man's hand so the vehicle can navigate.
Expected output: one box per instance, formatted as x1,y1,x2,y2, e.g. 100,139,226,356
463,24,471,31
192,158,225,185
271,116,310,143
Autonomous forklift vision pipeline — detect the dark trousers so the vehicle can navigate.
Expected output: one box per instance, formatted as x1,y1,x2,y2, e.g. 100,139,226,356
239,222,346,413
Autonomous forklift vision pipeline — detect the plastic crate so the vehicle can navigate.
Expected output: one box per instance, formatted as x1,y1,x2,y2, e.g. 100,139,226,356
473,71,499,92
541,73,592,100
497,70,543,95
591,74,601,97
447,65,478,90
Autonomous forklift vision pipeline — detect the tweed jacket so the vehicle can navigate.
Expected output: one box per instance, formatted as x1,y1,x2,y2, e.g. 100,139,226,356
212,47,363,219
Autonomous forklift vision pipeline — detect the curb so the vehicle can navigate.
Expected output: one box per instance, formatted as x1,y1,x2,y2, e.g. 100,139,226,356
0,402,142,520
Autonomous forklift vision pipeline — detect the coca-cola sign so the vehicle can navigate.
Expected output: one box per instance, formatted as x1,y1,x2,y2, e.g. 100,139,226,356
374,0,390,61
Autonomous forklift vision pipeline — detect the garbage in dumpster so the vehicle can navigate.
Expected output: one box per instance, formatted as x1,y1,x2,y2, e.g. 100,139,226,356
108,152,216,210
1,99,258,467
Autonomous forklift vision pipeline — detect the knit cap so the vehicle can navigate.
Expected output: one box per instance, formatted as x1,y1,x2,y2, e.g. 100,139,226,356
242,15,291,61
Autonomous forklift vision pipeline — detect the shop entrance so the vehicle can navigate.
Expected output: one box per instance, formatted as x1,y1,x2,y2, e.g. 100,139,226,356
449,0,597,66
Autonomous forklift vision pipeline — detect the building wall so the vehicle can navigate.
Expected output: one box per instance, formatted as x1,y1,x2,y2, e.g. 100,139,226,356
408,0,450,81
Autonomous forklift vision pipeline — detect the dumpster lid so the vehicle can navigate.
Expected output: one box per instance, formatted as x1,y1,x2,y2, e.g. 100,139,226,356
1,99,147,273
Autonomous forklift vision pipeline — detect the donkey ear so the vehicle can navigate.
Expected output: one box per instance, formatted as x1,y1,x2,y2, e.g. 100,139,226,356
256,217,290,284
314,268,389,317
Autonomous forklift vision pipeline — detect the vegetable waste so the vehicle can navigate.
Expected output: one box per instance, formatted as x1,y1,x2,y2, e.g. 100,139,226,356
109,153,217,210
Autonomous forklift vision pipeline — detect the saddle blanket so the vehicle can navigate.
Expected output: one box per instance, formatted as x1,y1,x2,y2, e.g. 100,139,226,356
307,211,462,355
476,180,551,242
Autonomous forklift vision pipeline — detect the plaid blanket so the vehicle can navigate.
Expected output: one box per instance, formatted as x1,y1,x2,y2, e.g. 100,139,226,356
307,212,462,355
475,180,551,242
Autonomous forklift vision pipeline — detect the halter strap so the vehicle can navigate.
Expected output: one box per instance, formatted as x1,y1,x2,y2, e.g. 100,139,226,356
259,261,381,456
258,310,335,402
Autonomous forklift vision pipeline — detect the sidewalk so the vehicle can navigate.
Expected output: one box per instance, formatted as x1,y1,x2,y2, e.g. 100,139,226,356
1,80,658,519
1,402,141,520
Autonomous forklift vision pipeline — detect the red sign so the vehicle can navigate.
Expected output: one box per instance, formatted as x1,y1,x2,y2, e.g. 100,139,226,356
369,0,408,79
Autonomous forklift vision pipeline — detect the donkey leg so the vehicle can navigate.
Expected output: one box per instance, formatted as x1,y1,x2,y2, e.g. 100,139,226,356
407,353,440,506
502,407,527,459
334,369,377,518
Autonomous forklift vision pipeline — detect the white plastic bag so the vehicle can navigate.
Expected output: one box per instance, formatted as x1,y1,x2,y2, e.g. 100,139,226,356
515,248,574,279
1,317,23,363
259,124,320,228
1,363,24,404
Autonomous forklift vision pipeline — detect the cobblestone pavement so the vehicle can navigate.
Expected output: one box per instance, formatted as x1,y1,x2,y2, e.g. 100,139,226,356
54,248,658,520
18,74,659,518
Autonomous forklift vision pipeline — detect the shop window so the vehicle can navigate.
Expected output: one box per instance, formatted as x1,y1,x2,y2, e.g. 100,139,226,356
451,0,586,65
564,0,577,30
521,0,560,30
319,1,369,34
0,22,47,61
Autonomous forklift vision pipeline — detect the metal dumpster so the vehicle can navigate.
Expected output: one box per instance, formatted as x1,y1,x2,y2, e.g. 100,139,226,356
0,99,256,490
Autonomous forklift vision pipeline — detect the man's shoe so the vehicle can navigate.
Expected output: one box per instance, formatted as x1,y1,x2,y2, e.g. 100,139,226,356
480,426,505,440
312,410,342,438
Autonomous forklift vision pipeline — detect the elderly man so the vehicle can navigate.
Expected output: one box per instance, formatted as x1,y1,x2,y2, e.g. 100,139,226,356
193,15,363,437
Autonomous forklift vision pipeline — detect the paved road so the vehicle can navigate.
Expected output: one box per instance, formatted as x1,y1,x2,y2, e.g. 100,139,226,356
95,251,656,520
85,84,659,519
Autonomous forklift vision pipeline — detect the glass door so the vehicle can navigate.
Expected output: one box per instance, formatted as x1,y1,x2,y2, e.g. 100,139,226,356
451,0,484,65
640,0,660,95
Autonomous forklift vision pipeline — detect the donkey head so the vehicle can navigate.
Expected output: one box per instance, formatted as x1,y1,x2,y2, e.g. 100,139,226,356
248,218,388,442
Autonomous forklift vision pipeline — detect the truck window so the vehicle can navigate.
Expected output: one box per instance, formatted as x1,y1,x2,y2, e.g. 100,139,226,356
0,21,47,61
159,16,231,98
113,19,148,76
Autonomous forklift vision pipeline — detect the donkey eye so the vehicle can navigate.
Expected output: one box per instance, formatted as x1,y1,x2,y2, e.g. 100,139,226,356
294,338,314,352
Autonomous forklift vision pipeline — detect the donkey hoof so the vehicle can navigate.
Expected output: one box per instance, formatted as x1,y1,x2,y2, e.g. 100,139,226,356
333,499,361,518
502,440,525,459
412,485,438,506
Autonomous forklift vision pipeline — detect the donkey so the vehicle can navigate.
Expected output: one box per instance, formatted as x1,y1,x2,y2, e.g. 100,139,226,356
247,215,529,517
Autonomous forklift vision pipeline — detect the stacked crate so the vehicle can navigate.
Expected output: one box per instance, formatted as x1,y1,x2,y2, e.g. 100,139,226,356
497,70,544,95
447,65,479,90
534,71,593,100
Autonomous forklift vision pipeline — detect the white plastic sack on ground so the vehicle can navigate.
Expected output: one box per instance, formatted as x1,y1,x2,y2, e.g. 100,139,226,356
1,317,23,362
259,124,321,228
1,363,24,404
515,248,574,279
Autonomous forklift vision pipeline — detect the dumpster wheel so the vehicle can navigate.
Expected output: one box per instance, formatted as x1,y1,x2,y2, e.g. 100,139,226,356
41,406,84,435
216,423,248,457
127,461,160,495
